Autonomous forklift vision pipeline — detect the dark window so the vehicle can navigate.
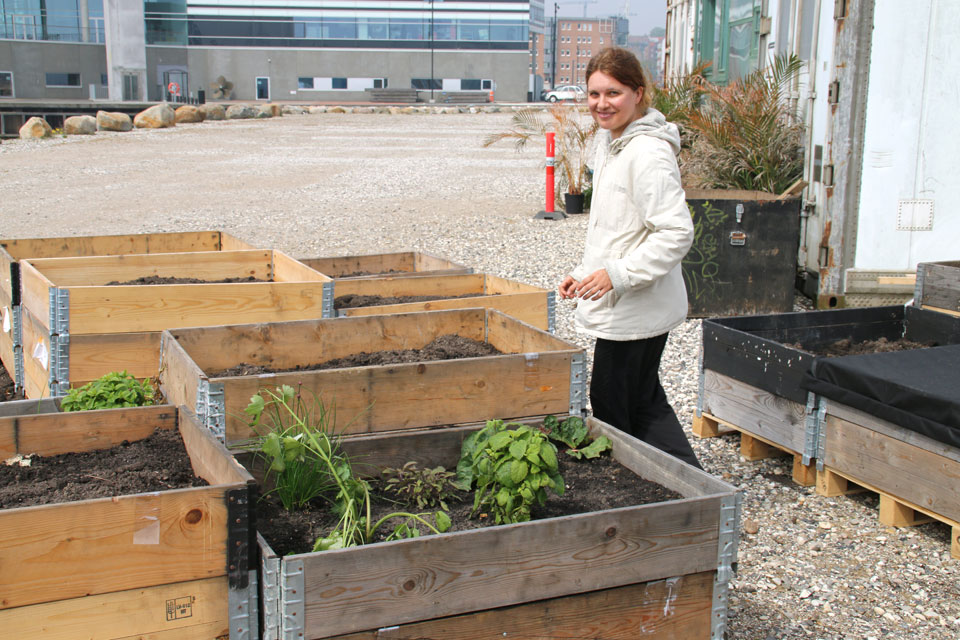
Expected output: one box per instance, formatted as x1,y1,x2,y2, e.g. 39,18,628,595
332,77,347,89
298,77,315,89
461,79,482,91
0,72,12,97
373,78,387,89
411,78,441,90
100,73,108,85
46,72,81,87
481,79,492,90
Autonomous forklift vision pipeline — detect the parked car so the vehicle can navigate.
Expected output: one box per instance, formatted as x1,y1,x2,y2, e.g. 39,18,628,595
543,85,585,102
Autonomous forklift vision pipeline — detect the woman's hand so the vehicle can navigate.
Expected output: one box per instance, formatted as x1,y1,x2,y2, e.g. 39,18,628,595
559,275,580,299
575,269,613,300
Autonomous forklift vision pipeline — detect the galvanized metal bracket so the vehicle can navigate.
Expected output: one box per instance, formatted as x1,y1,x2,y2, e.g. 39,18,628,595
261,552,281,640
711,491,742,640
12,305,24,393
546,290,557,333
802,392,820,466
228,569,258,640
321,281,335,318
815,397,828,470
695,349,705,418
568,351,586,416
281,558,306,640
48,333,71,397
48,287,70,336
196,379,226,441
227,488,250,589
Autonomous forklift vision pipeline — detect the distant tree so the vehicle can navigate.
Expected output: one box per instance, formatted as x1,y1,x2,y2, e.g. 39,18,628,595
650,26,665,38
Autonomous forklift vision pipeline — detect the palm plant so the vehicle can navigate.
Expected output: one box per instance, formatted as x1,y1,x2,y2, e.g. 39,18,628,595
483,104,598,203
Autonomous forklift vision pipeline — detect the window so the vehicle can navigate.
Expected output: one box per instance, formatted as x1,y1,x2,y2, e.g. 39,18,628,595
100,73,108,86
298,77,315,89
45,72,81,87
461,79,482,90
0,72,12,97
331,77,347,89
481,79,492,90
411,78,441,90
373,78,387,88
697,0,762,84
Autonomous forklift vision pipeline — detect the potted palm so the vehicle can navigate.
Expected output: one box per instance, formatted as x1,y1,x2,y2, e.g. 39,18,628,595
482,104,597,214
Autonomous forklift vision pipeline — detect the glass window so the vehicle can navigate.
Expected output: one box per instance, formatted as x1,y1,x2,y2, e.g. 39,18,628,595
331,77,347,89
373,78,387,88
100,73,108,85
458,20,488,41
461,79,482,90
390,19,425,40
0,72,12,97
411,78,441,90
433,19,456,41
358,18,388,40
481,79,492,90
298,77,315,89
45,72,81,87
324,18,356,39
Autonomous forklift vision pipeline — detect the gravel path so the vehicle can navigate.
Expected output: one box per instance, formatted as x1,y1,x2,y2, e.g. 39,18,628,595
1,109,957,639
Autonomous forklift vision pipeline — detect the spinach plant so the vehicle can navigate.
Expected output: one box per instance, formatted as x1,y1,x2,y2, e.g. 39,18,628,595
454,420,564,524
541,415,612,460
61,371,156,412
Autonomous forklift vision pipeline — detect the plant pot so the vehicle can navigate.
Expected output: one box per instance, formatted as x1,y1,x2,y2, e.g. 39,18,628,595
564,193,585,214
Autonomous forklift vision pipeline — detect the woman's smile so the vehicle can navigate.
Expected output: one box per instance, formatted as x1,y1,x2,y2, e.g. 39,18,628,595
587,71,643,139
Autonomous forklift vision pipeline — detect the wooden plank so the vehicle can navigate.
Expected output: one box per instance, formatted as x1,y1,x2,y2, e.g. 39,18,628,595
918,262,960,311
0,404,177,460
341,291,551,331
334,272,487,298
877,275,916,286
25,250,274,286
821,412,960,523
328,571,714,640
18,260,53,335
776,178,807,200
20,304,51,400
219,231,255,251
272,251,332,283
297,496,720,639
0,576,229,640
0,289,14,384
178,406,254,486
740,432,775,460
484,308,575,353
701,369,808,455
415,252,467,273
0,397,59,418
0,232,224,261
67,331,162,384
167,309,487,374
66,281,330,334
922,304,960,318
221,352,573,443
300,253,417,278
157,331,204,418
0,247,15,303
684,187,780,201
0,485,228,609
484,273,543,295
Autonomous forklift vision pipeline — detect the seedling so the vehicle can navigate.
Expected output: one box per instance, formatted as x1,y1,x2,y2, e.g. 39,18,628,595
381,461,460,511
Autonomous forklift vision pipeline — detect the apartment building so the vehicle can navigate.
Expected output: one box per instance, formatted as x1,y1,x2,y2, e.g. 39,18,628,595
535,15,627,90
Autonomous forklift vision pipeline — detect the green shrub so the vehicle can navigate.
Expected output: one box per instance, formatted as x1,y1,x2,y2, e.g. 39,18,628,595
60,371,156,412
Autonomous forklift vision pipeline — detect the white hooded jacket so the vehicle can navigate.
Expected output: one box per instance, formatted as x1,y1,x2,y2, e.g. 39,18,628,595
570,108,693,341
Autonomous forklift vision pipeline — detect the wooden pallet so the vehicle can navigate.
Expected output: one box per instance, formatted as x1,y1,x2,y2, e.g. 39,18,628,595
693,411,816,487
299,251,470,280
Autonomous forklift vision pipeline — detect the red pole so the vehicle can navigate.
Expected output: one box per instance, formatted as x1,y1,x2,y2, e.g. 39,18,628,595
545,132,555,213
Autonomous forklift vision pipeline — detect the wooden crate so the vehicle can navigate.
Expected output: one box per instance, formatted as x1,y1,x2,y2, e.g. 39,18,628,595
333,273,555,332
299,251,471,280
18,249,333,398
0,231,254,392
815,400,960,559
916,260,960,316
0,403,258,639
258,417,740,640
696,305,960,483
158,308,585,445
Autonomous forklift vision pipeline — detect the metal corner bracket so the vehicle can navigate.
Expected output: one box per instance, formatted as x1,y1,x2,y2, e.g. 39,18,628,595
261,551,281,640
321,281,335,318
711,491,742,640
48,332,71,397
546,290,557,333
281,558,306,640
12,305,24,393
227,487,256,640
196,379,226,441
815,397,828,470
568,351,586,416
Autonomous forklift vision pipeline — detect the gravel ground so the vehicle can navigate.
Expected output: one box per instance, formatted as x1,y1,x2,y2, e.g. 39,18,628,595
1,109,958,639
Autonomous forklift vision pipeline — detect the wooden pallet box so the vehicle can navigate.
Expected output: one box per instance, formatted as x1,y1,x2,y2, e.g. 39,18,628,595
17,249,333,398
257,417,741,640
0,231,254,392
333,273,556,332
916,260,960,316
0,402,257,640
698,306,960,479
158,308,585,446
299,251,471,280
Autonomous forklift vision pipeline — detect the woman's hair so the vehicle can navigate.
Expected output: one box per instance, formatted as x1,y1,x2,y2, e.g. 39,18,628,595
586,47,653,112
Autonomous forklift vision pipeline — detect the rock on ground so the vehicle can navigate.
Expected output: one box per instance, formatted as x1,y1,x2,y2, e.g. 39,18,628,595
64,115,97,135
134,103,175,129
19,117,52,139
97,110,132,132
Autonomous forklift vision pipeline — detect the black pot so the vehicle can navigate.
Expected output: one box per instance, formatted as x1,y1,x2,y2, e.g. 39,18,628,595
564,193,585,214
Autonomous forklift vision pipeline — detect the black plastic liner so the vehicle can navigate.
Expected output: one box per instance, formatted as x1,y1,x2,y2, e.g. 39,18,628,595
802,344,960,448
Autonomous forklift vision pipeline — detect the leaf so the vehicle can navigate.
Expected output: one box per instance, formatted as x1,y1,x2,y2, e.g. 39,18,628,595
543,415,559,431
487,431,513,452
495,461,516,488
509,441,526,461
539,442,558,471
510,460,529,485
555,416,588,448
435,511,451,532
574,436,612,459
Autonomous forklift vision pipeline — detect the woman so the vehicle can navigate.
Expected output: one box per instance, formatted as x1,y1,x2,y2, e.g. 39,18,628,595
559,47,701,469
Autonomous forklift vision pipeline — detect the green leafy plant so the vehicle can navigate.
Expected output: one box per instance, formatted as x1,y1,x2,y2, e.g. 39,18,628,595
540,415,612,460
381,461,460,511
454,420,564,524
60,371,156,412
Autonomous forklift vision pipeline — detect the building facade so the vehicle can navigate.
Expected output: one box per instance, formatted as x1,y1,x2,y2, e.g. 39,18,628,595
536,14,628,91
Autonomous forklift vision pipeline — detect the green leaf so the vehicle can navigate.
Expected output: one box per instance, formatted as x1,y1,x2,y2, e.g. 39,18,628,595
575,436,612,459
539,442,558,471
487,431,513,452
495,461,516,488
509,441,526,461
435,511,451,532
510,460,529,484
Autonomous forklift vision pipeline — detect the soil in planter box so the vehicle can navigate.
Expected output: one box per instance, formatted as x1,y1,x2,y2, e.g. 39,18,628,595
106,275,267,285
334,292,492,309
0,428,207,509
340,269,404,278
789,337,937,357
211,334,501,377
256,452,683,557
1,362,24,402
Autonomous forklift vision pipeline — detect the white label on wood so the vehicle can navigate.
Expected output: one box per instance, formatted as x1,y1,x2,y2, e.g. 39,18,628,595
32,339,49,370
1,306,8,333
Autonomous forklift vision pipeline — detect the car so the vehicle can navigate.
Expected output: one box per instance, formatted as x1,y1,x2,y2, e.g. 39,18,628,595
543,85,585,102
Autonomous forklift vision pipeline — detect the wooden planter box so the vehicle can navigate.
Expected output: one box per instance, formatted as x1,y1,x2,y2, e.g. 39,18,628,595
299,251,471,280
0,231,254,394
0,403,257,640
683,190,801,317
916,260,960,316
17,249,333,399
333,273,556,332
257,417,741,640
158,308,585,445
696,306,960,484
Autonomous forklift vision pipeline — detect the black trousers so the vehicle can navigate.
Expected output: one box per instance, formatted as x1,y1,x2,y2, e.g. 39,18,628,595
590,334,703,469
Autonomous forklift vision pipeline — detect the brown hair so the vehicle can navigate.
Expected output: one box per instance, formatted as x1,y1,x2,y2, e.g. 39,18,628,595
586,47,653,113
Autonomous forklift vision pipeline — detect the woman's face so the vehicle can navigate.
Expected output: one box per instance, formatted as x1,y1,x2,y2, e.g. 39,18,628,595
587,71,643,139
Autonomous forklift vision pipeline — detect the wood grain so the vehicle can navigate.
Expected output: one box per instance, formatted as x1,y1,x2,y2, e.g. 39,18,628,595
18,260,53,334
20,304,51,400
918,261,960,311
157,330,205,418
272,251,332,283
0,231,224,261
340,291,550,331
334,272,487,297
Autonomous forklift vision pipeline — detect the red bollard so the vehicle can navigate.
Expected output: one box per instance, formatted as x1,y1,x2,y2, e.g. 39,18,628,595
545,132,555,213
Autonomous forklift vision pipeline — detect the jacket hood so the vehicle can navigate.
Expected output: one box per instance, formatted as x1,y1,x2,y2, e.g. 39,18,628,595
604,108,681,156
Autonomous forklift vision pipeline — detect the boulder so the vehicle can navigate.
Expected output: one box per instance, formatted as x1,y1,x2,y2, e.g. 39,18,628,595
282,105,308,115
174,105,204,123
400,107,419,115
308,106,327,114
327,106,347,114
19,117,52,139
226,104,258,119
134,103,176,129
64,115,97,135
255,104,274,119
200,103,226,120
96,110,133,132
267,103,282,117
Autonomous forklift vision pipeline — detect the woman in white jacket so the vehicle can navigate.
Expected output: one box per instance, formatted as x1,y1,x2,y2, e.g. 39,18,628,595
559,48,701,469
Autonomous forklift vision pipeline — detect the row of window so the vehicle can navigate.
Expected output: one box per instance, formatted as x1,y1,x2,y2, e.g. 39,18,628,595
559,35,595,44
556,63,587,71
39,72,109,88
560,22,593,31
298,77,492,91
557,49,592,58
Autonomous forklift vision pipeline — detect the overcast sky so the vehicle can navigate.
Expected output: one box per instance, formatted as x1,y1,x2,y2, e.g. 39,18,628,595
554,0,667,36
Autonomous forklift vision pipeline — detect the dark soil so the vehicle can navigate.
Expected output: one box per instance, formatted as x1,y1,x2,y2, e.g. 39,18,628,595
256,447,683,557
1,362,24,402
0,428,207,509
210,334,501,377
790,337,937,357
334,292,489,309
340,269,404,278
106,275,267,285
